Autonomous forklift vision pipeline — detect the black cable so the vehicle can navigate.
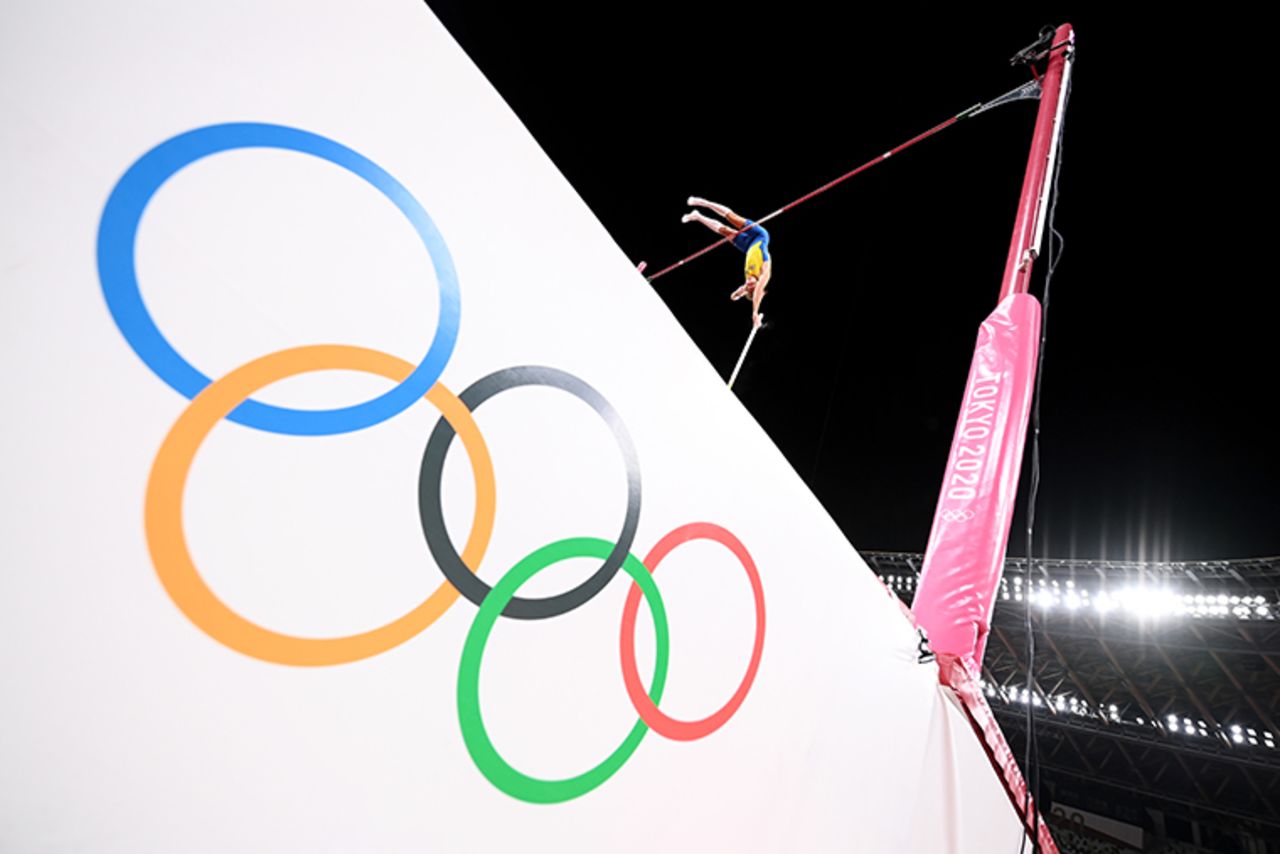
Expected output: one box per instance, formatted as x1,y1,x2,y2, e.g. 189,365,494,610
1017,70,1071,854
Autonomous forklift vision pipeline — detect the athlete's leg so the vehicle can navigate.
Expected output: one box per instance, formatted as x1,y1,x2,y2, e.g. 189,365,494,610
681,209,737,239
688,197,748,229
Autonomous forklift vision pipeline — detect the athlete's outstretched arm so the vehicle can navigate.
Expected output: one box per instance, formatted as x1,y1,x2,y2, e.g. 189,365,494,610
751,262,772,327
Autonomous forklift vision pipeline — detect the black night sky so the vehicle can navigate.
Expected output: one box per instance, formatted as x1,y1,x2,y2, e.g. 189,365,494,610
428,5,1277,562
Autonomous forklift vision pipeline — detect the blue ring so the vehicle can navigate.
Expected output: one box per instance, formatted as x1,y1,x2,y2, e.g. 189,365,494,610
97,122,460,436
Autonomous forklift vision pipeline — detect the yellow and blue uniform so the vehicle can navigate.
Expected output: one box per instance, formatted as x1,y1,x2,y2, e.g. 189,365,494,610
731,221,771,278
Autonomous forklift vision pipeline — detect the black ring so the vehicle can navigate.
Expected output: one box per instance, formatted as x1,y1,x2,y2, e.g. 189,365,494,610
418,366,641,619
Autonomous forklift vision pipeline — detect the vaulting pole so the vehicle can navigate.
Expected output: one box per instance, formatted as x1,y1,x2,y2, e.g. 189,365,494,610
727,316,762,390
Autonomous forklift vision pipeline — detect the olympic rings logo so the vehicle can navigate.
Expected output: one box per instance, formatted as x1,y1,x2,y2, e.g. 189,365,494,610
97,123,765,804
940,508,976,523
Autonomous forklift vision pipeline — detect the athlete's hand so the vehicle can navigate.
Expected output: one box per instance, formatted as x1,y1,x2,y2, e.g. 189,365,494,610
752,312,764,329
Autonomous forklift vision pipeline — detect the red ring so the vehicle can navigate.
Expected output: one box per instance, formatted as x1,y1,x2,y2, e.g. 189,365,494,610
619,522,765,741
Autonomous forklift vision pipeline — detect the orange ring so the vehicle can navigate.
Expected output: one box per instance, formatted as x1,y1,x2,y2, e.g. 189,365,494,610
145,345,495,666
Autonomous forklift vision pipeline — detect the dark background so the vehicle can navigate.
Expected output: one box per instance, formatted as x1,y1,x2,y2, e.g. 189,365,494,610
427,4,1277,562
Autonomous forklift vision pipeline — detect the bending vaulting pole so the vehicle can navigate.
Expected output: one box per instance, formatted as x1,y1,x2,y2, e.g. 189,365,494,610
727,316,762,390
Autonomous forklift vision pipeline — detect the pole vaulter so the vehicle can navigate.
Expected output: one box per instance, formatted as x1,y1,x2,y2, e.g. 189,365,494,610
644,70,1049,392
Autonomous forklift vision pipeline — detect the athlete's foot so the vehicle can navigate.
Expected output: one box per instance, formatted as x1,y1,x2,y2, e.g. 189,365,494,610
682,211,699,223
730,284,748,301
688,196,707,207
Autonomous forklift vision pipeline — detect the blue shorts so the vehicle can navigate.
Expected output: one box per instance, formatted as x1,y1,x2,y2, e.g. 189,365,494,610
732,221,770,277
731,221,770,258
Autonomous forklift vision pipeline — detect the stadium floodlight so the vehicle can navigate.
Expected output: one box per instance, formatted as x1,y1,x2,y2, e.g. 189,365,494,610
1118,587,1182,619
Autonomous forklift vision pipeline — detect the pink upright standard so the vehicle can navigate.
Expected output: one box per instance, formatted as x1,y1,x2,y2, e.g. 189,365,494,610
912,22,1073,669
910,23,1073,851
913,293,1040,669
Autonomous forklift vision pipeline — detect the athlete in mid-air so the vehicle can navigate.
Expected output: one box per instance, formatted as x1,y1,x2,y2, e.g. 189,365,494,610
681,197,771,328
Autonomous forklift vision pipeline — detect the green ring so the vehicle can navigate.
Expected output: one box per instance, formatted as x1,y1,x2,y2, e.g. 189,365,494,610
457,537,669,804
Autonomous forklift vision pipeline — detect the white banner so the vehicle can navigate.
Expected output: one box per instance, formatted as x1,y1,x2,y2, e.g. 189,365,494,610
1,2,1025,850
